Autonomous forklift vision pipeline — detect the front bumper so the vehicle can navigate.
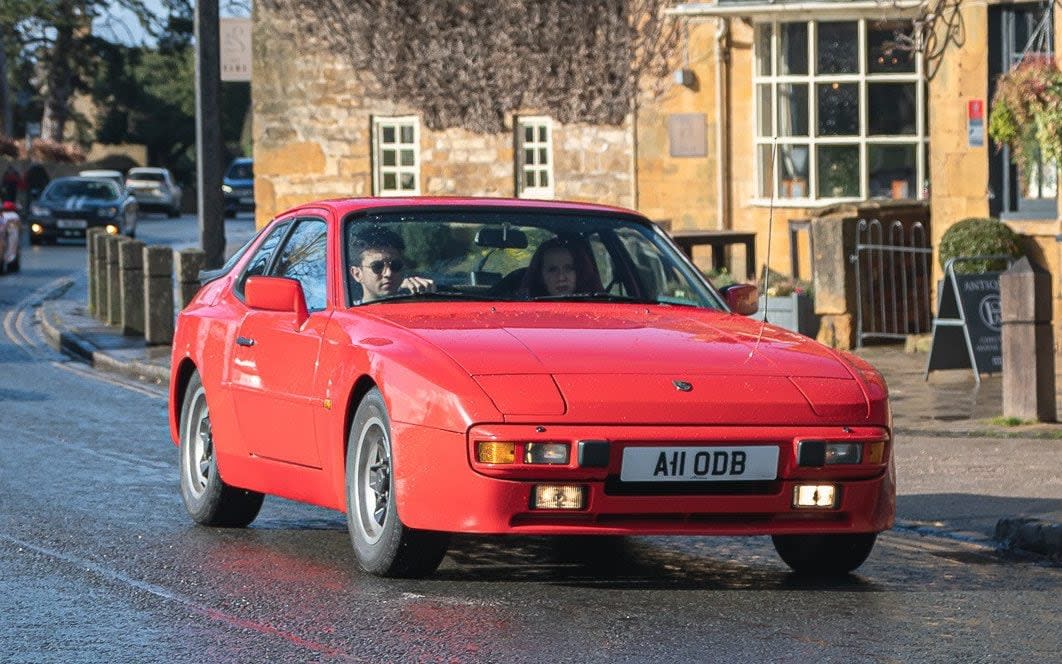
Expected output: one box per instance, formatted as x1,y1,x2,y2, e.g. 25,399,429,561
392,423,895,536
30,216,120,241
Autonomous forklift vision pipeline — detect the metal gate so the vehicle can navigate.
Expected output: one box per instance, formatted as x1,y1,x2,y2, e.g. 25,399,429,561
852,219,933,347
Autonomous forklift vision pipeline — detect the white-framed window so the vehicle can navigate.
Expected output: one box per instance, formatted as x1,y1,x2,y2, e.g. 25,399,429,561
516,116,554,198
372,116,420,196
753,19,926,203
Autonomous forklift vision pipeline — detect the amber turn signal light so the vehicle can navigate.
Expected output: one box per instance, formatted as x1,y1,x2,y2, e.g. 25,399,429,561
476,441,516,464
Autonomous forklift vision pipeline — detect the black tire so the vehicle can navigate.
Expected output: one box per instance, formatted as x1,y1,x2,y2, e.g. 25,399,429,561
179,370,264,527
29,234,40,246
345,387,449,577
168,206,181,219
8,251,18,273
224,209,236,218
772,533,877,575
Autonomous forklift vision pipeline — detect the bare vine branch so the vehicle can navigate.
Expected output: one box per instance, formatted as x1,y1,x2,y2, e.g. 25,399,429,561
259,0,679,133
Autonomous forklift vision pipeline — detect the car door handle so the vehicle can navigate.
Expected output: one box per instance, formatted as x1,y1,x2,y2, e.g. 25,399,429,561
236,336,255,347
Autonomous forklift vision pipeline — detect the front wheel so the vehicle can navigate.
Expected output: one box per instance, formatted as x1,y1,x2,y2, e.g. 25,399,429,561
772,533,877,575
179,370,264,527
345,387,449,577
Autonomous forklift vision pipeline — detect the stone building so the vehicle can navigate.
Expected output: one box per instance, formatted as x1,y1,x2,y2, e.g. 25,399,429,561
252,0,1062,346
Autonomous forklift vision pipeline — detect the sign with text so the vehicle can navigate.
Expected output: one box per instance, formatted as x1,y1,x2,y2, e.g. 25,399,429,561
967,99,985,148
925,256,1012,382
220,17,252,82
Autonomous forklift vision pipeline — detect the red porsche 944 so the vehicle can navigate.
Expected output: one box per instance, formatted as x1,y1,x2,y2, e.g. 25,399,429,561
169,198,893,578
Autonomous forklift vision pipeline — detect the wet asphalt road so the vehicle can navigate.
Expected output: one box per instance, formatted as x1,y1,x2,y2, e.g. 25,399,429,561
0,216,1060,663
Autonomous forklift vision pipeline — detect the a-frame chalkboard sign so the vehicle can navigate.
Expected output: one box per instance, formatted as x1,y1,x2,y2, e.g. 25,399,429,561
924,255,1016,384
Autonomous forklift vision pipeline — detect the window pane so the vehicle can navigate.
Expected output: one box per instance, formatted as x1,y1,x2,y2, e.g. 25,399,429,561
779,144,810,198
756,24,773,76
400,149,414,166
778,23,809,75
756,84,772,137
867,20,916,74
524,148,535,165
777,84,809,136
538,126,547,142
868,144,917,199
523,125,533,143
538,148,548,164
817,22,858,74
525,170,536,188
383,173,396,190
817,145,860,198
400,173,415,190
381,126,395,143
817,82,859,136
758,144,773,197
400,125,414,144
382,149,396,167
276,221,328,311
538,170,549,187
868,83,917,135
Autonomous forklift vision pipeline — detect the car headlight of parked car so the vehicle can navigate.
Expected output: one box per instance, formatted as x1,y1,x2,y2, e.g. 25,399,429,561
222,184,233,193
99,206,119,218
30,205,51,217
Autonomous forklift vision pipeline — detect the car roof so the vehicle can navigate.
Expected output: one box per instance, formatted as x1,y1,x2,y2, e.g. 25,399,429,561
128,167,168,174
231,157,252,164
276,197,647,220
79,169,123,176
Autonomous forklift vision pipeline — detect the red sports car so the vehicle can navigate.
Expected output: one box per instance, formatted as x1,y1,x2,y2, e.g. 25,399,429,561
169,197,893,578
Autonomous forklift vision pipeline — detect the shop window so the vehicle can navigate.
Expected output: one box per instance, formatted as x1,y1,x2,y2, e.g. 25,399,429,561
988,3,1057,219
753,19,926,203
516,116,554,198
372,116,420,196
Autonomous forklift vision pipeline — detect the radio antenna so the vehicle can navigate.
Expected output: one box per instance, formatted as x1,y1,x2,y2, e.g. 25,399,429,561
752,137,778,354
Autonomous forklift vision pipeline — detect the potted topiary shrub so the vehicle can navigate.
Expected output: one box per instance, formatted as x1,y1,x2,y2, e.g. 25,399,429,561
938,217,1023,274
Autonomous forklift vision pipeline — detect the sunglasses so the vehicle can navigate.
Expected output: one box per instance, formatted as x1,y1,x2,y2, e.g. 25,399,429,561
362,259,404,275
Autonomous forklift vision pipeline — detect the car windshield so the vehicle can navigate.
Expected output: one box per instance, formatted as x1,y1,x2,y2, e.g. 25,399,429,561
43,180,120,201
344,209,724,309
129,171,165,182
227,162,253,180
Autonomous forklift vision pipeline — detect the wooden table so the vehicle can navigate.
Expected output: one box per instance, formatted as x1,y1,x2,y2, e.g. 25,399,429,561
668,229,757,280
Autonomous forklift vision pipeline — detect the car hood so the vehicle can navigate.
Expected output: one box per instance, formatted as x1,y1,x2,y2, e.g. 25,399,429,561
362,303,871,424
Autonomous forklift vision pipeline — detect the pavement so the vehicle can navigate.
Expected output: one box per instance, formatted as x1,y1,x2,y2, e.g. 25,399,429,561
31,276,1062,563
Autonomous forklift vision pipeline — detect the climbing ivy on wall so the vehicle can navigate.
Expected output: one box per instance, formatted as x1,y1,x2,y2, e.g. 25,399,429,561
259,0,680,133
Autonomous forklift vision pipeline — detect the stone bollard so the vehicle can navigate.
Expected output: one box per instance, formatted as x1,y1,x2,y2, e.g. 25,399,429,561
86,228,102,316
105,235,122,326
174,248,206,310
119,239,146,336
1001,257,1056,422
92,232,109,321
143,246,175,346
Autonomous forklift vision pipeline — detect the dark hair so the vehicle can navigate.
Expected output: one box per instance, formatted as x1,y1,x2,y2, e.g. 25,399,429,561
349,225,405,264
522,236,603,296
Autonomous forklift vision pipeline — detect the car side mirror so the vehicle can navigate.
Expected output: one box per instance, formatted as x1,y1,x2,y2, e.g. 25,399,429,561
719,283,759,316
245,276,309,327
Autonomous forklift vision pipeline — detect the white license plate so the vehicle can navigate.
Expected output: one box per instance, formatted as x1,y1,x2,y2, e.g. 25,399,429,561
56,219,87,229
620,446,779,482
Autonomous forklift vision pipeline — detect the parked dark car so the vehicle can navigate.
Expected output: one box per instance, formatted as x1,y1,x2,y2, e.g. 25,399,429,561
222,157,254,217
28,176,138,244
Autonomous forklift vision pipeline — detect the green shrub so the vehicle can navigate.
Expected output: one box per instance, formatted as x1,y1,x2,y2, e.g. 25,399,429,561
938,217,1023,274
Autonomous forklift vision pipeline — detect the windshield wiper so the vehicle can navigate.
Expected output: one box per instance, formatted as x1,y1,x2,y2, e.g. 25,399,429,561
530,291,658,305
367,289,501,304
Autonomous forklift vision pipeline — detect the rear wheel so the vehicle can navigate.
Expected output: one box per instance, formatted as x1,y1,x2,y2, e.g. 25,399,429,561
345,387,449,577
179,370,264,527
772,533,877,575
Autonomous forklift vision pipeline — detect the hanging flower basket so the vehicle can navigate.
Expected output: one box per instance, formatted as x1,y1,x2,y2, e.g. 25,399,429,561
987,55,1062,181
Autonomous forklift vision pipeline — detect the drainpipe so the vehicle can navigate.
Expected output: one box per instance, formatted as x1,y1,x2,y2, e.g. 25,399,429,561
714,17,730,230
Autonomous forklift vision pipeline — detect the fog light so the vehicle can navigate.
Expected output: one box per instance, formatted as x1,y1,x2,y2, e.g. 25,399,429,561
476,441,515,464
825,443,861,465
532,484,585,510
105,224,119,235
525,442,569,465
864,441,885,464
31,223,43,234
794,484,837,508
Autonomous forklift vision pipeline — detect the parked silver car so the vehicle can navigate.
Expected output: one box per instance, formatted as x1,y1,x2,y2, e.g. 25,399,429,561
125,167,182,218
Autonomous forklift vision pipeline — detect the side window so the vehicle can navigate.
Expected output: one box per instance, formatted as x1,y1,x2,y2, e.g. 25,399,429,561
235,221,291,298
615,228,692,303
274,219,328,311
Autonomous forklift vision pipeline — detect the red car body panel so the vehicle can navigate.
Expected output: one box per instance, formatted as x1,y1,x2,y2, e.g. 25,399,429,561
169,197,895,536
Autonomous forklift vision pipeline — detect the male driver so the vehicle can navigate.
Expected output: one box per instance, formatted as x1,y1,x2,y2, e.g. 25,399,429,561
349,226,435,303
